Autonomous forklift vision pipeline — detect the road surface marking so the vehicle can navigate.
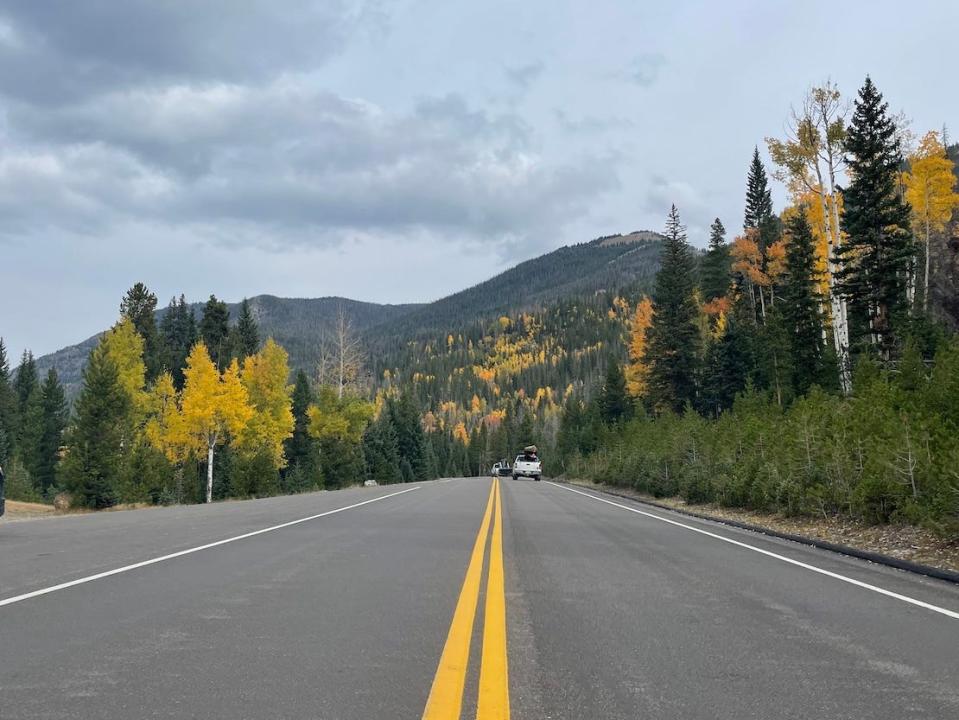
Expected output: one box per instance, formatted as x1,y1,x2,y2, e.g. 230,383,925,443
0,487,421,610
422,479,496,720
477,479,511,719
546,482,959,621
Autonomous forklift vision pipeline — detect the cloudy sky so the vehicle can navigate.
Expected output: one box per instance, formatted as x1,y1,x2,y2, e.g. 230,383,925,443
1,0,957,361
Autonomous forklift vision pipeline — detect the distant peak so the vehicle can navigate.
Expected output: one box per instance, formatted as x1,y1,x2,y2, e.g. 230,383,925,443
598,230,664,247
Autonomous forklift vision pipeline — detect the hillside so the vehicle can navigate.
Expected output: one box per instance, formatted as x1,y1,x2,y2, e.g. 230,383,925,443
35,232,665,404
371,231,664,351
36,296,421,395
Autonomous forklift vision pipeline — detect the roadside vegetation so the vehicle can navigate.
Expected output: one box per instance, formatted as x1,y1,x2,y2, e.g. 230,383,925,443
554,78,959,536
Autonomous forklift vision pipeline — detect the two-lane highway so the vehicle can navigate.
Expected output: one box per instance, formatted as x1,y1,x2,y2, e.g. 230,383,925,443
2,478,958,719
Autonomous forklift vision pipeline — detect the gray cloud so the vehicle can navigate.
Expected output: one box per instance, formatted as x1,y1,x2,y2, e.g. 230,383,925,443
627,53,666,87
0,1,377,105
506,62,545,90
1,80,616,248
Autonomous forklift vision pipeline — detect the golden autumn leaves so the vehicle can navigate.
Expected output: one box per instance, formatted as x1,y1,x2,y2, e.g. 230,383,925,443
135,330,374,502
146,339,286,502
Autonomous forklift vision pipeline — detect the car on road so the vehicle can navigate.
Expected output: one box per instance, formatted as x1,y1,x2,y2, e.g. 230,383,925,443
491,461,512,477
512,446,542,481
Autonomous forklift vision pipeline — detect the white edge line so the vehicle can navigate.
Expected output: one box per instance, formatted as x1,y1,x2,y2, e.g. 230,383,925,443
545,482,959,621
0,486,422,609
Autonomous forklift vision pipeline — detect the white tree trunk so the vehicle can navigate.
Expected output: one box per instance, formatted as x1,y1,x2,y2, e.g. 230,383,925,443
206,445,215,504
823,164,852,395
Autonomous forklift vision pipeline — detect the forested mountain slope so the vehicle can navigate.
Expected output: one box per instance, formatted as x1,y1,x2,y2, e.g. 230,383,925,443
369,231,665,351
37,232,665,399
36,296,421,395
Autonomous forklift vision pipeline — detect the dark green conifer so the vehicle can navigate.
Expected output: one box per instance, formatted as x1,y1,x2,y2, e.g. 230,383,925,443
200,295,231,370
780,208,825,394
701,218,731,302
836,76,915,358
120,283,162,381
60,344,130,508
646,205,701,413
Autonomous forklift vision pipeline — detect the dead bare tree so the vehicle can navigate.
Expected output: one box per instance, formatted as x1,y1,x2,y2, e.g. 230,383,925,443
316,305,369,399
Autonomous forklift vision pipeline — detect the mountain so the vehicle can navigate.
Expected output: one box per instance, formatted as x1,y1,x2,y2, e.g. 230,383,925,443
34,231,665,401
36,296,421,396
370,231,664,351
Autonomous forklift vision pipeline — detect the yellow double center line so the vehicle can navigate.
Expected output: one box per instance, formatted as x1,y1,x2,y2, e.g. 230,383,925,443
422,479,510,720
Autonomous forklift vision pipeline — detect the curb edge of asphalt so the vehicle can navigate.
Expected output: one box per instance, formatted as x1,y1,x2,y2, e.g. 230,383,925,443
552,479,959,586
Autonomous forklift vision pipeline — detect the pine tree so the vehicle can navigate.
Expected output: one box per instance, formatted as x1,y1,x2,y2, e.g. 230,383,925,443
598,361,630,423
701,218,731,302
836,76,915,357
745,147,774,235
120,283,163,381
698,313,755,416
61,344,131,508
160,295,197,390
32,369,68,493
200,295,231,370
233,298,260,360
13,350,38,417
646,205,701,413
283,370,320,488
743,148,781,319
780,208,825,394
362,410,402,484
0,339,17,462
389,392,430,481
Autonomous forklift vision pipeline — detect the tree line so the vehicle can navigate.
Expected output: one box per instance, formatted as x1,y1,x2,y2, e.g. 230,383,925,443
555,77,959,533
0,286,478,508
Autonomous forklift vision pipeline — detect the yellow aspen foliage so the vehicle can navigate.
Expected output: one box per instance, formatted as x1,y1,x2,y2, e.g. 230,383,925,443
102,317,147,420
144,371,187,463
453,421,469,445
470,394,483,413
766,239,788,285
422,411,438,433
239,338,294,469
307,385,374,442
905,131,959,233
179,344,253,502
904,130,959,310
625,296,654,397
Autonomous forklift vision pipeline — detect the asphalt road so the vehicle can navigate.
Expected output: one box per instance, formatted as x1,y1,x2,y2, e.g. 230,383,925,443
1,478,958,719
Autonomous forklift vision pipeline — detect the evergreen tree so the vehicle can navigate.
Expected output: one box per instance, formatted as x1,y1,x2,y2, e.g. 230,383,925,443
699,314,755,416
160,295,197,389
233,298,260,360
598,361,630,424
837,76,916,358
13,350,38,417
120,282,162,381
200,295,231,370
60,344,131,508
389,392,430,481
30,369,68,493
744,147,774,236
0,339,17,462
780,208,825,394
701,218,731,302
646,205,701,413
283,370,320,489
363,411,402,484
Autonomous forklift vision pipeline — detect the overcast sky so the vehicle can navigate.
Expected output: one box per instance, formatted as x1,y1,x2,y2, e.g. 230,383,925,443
1,0,957,361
